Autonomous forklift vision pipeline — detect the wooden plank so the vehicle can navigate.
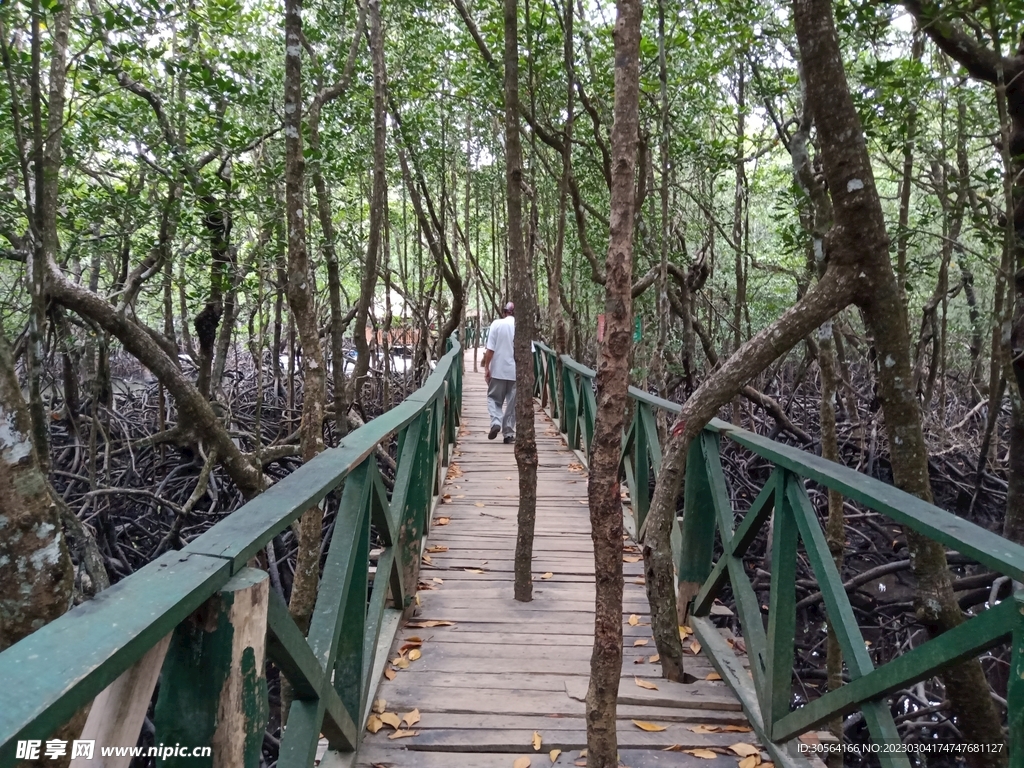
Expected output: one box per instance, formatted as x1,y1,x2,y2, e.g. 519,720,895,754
71,634,172,768
355,747,737,767
563,678,741,712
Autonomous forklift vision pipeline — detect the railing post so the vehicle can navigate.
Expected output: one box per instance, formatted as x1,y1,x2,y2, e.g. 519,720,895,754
154,568,270,768
1010,591,1024,768
764,471,797,736
632,402,650,533
677,432,718,618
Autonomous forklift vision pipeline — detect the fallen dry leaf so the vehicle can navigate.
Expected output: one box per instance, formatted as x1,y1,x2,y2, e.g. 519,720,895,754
649,654,660,663
433,577,444,584
421,554,432,565
662,745,683,751
475,502,486,507
532,731,542,750
383,667,397,680
366,715,383,733
408,648,422,661
379,712,401,730
632,720,667,732
728,743,761,758
633,656,646,664
689,640,702,655
706,672,722,681
633,638,649,646
513,758,531,768
634,677,658,690
387,729,419,740
395,657,409,669
402,709,421,727
684,749,718,759
623,555,641,563
442,494,452,504
679,625,692,638
371,698,387,714
722,725,753,733
549,749,561,763
540,572,554,579
634,577,645,585
407,620,455,628
739,756,762,768
427,545,448,553
456,494,466,498
687,725,720,734
628,614,640,626
435,517,451,526
465,568,486,574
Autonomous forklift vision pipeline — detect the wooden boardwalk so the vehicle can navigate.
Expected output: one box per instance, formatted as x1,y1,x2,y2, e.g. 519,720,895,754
354,350,763,767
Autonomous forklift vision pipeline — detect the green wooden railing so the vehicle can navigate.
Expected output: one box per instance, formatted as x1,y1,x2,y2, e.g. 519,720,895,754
533,341,1024,766
0,338,463,767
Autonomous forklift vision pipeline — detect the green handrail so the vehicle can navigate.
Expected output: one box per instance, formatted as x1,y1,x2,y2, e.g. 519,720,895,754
0,338,464,767
532,342,1024,764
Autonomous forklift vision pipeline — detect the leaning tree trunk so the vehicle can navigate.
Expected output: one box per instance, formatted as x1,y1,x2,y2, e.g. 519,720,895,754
504,0,539,604
584,0,640,764
793,0,1006,761
283,0,327,639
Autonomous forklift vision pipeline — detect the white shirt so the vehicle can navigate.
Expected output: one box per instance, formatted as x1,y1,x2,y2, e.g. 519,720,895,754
486,316,516,380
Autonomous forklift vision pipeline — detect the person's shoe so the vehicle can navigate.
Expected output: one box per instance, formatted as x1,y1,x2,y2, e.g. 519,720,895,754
503,435,515,444
488,425,500,440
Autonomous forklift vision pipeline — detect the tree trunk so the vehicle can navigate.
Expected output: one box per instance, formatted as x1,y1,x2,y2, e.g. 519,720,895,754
503,0,539,604
584,1,640,765
346,0,387,414
283,0,326,638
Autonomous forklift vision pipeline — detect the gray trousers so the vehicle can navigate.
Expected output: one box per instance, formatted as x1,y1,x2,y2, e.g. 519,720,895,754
487,378,517,437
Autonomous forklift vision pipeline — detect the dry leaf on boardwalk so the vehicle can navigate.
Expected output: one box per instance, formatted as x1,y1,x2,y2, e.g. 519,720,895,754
633,638,649,646
421,554,433,565
402,709,421,727
513,758,531,768
371,698,387,714
475,502,486,507
649,654,660,663
549,749,561,763
632,720,667,732
687,725,719,734
540,572,553,579
532,731,542,750
633,656,646,664
383,667,397,680
689,640,702,655
365,715,383,733
739,756,762,768
705,672,721,681
683,749,718,759
728,743,760,758
427,545,448,553
407,620,455,628
623,556,641,563
722,725,753,733
379,712,401,729
433,577,444,584
442,495,452,504
408,648,422,661
387,729,419,740
634,677,658,690
435,517,451,526
395,657,409,669
399,642,422,653
679,625,692,639
628,614,640,626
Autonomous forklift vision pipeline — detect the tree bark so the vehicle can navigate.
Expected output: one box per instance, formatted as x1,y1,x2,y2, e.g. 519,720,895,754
504,0,539,604
584,0,640,764
283,0,327,637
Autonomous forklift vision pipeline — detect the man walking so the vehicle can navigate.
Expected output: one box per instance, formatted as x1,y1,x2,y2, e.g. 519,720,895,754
482,302,516,444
